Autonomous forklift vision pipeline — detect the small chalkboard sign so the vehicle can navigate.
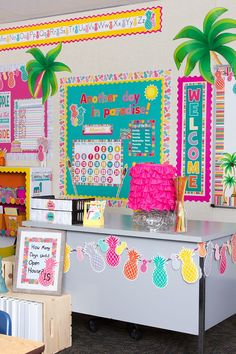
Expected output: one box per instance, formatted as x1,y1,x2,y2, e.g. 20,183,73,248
13,227,65,295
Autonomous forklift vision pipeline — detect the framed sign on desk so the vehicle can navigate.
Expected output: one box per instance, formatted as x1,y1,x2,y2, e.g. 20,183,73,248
13,227,65,295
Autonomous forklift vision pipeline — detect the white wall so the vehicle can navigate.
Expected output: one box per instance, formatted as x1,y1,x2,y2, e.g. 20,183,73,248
0,0,235,222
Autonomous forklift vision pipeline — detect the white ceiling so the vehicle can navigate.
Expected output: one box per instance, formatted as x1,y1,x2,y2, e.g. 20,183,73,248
0,0,153,24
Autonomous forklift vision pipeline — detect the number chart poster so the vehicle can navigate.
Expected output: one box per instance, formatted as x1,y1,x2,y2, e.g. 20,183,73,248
177,76,212,202
0,64,50,159
60,70,171,203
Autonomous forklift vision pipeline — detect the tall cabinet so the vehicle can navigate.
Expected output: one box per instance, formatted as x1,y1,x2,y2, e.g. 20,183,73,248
0,167,52,237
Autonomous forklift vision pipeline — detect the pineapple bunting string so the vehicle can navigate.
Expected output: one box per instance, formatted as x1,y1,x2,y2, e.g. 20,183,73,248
152,256,168,288
83,242,106,273
62,234,236,285
123,250,140,281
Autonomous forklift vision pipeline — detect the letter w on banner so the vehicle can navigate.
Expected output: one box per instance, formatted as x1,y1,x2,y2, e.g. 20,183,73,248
176,76,212,202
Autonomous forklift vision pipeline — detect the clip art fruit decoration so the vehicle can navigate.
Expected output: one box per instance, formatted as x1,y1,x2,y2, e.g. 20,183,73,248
115,241,127,256
231,234,236,263
123,249,140,281
83,242,106,273
204,241,214,277
219,244,227,274
106,235,120,267
198,242,207,257
39,258,57,286
178,248,199,284
63,243,71,273
152,256,168,288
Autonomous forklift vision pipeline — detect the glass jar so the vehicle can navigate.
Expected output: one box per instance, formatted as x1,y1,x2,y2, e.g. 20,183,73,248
132,209,175,231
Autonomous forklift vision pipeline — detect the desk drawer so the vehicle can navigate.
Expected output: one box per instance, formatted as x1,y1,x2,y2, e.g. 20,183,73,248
30,208,84,225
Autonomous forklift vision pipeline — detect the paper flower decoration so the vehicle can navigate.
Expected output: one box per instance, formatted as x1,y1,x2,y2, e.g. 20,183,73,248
127,163,176,212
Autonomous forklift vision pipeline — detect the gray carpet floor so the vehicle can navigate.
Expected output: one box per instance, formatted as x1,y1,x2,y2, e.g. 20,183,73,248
58,313,236,354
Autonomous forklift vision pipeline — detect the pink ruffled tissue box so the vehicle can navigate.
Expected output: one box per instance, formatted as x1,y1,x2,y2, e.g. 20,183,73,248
127,163,176,212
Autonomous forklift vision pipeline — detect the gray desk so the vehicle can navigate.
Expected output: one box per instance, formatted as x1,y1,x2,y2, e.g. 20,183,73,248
24,215,236,354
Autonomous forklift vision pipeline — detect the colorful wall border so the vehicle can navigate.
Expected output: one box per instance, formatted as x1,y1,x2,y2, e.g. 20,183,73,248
59,69,171,202
177,76,212,202
0,6,162,51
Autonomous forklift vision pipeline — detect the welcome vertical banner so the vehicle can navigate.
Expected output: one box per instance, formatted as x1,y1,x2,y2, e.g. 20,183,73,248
177,76,212,202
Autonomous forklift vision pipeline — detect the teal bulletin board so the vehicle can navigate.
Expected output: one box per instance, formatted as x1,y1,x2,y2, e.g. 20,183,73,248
59,70,171,205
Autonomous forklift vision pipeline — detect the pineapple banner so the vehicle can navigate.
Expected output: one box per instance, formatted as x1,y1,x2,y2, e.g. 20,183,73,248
63,234,236,287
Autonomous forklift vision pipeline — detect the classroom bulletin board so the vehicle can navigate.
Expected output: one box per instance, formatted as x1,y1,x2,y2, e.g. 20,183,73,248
60,70,171,203
0,64,51,159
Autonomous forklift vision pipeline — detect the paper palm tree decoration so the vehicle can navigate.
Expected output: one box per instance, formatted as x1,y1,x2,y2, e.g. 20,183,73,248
221,152,236,197
223,175,236,202
221,152,236,175
26,43,71,104
173,7,236,83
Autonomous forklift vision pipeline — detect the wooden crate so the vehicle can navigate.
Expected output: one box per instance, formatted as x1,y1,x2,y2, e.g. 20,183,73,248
3,289,71,354
2,255,15,288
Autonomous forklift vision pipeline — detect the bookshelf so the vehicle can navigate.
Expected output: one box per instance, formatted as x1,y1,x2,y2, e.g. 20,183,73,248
2,256,71,354
0,167,52,237
0,291,71,354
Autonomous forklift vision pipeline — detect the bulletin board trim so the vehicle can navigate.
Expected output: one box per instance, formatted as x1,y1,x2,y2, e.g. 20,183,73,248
0,6,162,51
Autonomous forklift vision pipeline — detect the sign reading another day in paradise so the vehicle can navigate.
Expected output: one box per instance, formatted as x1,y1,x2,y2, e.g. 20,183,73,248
177,76,212,202
0,6,162,51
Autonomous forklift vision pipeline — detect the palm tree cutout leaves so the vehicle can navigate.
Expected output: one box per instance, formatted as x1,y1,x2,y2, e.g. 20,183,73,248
221,152,236,175
26,43,71,104
173,7,236,84
221,152,236,201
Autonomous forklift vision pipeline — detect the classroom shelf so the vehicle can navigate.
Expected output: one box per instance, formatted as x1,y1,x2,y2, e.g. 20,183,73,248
0,167,52,237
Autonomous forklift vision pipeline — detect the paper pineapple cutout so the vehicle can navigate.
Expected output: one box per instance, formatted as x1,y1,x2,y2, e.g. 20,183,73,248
39,258,57,286
204,241,213,277
219,244,227,274
231,235,236,263
178,248,199,284
215,243,220,261
84,242,106,273
170,253,180,270
226,240,232,255
152,256,168,288
77,246,84,262
140,259,148,273
63,243,71,273
115,241,127,256
198,242,207,257
215,70,225,90
98,239,108,253
123,249,139,281
106,235,120,267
